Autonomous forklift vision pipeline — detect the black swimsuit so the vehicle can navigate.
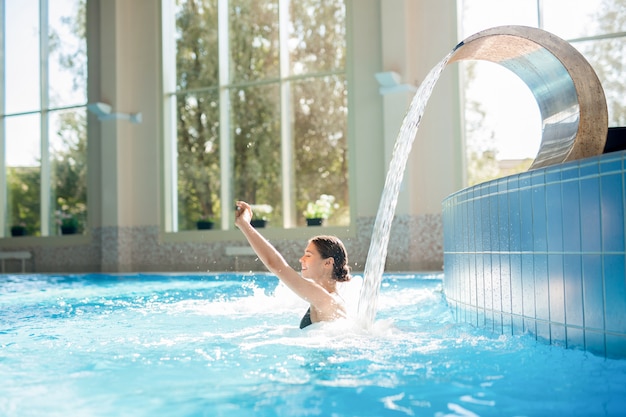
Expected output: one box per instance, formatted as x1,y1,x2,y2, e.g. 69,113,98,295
299,307,312,329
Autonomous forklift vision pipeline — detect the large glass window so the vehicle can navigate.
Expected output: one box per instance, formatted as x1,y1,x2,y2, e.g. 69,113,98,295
163,0,348,231
460,0,626,185
1,0,87,237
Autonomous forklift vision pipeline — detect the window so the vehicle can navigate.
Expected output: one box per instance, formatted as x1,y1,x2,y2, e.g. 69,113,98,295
460,0,626,185
163,0,349,231
1,0,87,237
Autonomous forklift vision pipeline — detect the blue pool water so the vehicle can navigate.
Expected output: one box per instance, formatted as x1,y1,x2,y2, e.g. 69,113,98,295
1,272,625,416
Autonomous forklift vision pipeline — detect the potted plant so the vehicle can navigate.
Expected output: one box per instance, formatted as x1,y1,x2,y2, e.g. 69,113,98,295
250,204,272,228
196,216,215,230
56,211,80,235
10,222,27,237
303,194,338,226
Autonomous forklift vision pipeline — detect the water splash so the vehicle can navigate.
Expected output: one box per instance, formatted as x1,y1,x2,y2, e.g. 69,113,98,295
357,51,454,326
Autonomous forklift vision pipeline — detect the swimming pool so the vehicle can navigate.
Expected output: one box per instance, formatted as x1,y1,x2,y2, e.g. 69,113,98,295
1,273,625,416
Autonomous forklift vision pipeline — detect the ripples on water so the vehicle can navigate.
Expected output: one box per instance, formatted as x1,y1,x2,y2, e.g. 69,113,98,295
1,273,625,417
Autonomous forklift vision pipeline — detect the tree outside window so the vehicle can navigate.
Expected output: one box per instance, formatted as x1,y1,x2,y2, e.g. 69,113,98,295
168,0,349,231
2,0,87,237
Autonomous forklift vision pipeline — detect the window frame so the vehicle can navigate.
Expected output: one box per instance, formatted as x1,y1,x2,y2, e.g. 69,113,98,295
0,0,88,238
161,0,350,234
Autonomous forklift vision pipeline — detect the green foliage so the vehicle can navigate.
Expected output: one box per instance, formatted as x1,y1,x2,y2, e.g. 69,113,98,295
6,0,87,236
175,0,221,230
52,110,88,226
173,0,349,229
8,167,41,236
8,109,87,236
293,75,348,225
57,211,80,229
288,1,349,226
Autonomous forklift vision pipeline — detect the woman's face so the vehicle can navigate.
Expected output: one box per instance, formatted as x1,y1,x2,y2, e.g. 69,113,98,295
299,242,329,280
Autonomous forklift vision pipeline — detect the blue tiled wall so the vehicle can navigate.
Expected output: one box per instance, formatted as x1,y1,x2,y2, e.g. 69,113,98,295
442,151,626,358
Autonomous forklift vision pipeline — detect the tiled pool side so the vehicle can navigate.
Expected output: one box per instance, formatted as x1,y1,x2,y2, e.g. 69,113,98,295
442,150,626,358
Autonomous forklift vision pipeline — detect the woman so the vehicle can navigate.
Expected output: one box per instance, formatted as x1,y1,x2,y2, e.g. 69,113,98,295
234,201,351,328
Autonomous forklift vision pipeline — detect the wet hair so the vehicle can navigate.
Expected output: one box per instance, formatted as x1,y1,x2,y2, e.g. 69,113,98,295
309,235,351,282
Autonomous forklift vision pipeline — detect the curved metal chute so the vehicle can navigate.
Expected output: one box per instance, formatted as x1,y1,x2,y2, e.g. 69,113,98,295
449,26,607,169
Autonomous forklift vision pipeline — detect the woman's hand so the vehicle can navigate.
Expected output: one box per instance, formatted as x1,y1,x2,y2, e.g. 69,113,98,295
234,201,253,228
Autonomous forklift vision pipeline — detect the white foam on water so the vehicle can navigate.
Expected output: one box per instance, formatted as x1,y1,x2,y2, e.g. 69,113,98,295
2,274,626,417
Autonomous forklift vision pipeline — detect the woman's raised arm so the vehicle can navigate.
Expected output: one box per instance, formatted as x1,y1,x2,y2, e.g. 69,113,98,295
233,201,339,310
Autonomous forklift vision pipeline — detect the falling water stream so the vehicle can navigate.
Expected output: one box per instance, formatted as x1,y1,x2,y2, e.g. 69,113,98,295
357,50,455,326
